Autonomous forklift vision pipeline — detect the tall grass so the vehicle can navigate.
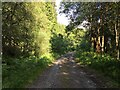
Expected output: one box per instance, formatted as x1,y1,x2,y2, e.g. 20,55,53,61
2,55,54,88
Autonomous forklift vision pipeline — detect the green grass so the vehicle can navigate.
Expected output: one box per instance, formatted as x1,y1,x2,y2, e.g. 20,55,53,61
75,51,120,86
2,55,54,88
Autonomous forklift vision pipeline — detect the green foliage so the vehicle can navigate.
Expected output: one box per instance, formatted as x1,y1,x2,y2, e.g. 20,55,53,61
2,2,59,88
2,56,53,88
75,29,120,84
2,2,57,57
66,28,87,51
50,33,70,56
2,2,34,57
75,51,120,84
60,2,120,59
50,23,72,56
2,2,119,88
76,32,91,52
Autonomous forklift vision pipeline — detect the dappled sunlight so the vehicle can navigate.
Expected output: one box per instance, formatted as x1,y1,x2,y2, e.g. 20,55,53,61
2,1,120,88
73,65,76,68
53,57,69,65
48,64,54,67
62,72,69,75
71,59,75,62
59,65,62,68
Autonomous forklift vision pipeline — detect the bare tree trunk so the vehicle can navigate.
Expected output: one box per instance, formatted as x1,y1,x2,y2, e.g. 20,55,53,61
96,27,101,53
100,18,104,54
98,27,101,44
115,23,119,60
91,37,94,51
101,35,104,52
99,9,104,54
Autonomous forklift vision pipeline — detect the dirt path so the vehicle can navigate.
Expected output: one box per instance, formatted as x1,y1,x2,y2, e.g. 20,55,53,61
28,52,106,88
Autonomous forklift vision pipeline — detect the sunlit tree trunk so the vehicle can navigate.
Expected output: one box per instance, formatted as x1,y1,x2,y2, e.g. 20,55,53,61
115,23,119,60
101,35,104,53
91,36,94,51
100,14,104,54
115,2,119,60
96,27,101,53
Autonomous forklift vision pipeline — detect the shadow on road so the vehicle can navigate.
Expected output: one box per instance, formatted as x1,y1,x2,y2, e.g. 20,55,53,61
28,52,97,88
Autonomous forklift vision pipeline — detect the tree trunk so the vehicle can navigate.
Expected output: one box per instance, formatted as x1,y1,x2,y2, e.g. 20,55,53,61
101,35,104,53
96,27,101,53
115,23,119,60
91,37,94,51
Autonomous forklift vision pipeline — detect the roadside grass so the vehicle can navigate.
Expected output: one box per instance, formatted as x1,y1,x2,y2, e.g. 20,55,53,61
2,55,54,88
75,51,120,87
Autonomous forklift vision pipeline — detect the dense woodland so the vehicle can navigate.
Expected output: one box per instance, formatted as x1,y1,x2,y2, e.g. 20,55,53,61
60,2,120,86
2,2,63,87
60,2,120,59
2,2,120,88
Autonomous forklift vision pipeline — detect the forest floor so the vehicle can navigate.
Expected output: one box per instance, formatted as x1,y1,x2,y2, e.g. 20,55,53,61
27,52,115,88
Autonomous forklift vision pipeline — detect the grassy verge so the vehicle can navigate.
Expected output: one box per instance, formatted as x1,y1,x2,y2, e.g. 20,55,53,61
2,55,54,88
75,51,120,87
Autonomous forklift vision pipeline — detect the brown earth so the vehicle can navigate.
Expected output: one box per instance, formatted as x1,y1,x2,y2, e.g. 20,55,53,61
27,52,116,88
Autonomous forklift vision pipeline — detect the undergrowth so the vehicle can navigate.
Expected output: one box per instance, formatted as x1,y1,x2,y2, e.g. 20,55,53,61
2,55,54,88
75,51,120,85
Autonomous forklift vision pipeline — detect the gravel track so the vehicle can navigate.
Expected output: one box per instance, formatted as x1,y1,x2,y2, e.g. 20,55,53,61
28,52,105,88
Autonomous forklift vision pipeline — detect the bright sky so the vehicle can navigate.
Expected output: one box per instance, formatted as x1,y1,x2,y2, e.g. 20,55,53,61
55,0,89,30
55,0,70,26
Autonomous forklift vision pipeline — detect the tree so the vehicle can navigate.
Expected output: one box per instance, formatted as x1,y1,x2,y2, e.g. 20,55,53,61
60,2,120,59
2,2,58,58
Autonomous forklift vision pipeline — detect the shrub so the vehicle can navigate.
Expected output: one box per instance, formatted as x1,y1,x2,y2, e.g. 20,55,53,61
2,55,53,88
75,51,120,83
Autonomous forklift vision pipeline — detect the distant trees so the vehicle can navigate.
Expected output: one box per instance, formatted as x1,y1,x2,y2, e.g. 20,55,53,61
60,2,120,60
50,24,70,56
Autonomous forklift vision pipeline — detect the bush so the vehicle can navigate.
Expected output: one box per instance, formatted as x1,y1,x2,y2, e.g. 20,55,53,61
75,51,120,83
2,55,53,88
